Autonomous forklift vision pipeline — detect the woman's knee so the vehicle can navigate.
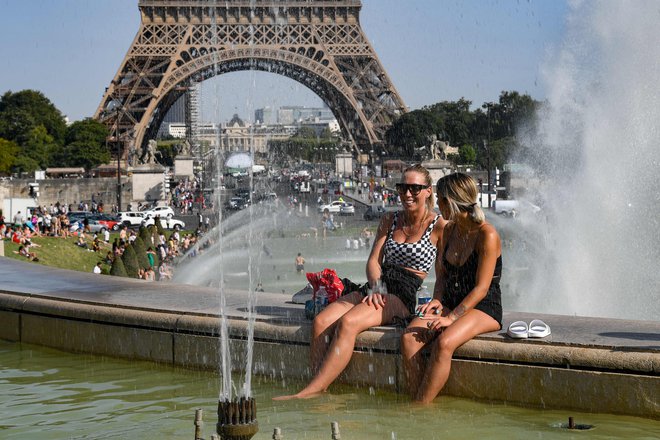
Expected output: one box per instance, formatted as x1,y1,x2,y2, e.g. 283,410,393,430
312,313,337,336
434,333,459,357
336,313,368,335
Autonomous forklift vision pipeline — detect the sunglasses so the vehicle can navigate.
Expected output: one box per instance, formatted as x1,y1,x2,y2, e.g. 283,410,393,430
395,183,430,195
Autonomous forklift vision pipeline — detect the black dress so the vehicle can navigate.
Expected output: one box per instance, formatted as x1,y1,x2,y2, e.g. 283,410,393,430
441,232,503,328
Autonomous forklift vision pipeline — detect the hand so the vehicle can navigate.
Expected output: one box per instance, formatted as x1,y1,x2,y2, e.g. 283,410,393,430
416,299,441,316
421,315,454,331
362,292,388,310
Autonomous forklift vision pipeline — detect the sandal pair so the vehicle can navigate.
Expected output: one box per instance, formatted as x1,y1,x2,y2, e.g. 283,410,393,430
506,319,551,339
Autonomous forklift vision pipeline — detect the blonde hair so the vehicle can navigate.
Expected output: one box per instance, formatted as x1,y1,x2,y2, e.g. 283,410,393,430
435,173,485,224
402,164,435,212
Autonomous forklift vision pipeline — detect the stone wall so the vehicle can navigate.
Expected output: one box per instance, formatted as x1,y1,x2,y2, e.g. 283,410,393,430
0,177,132,211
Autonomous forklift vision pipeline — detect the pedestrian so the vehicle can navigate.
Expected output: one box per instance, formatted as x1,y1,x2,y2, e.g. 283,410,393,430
295,252,305,274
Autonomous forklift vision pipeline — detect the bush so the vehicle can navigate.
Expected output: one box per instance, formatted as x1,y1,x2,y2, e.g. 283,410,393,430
155,218,166,236
132,236,151,270
150,225,160,246
110,256,128,277
139,226,152,247
121,243,140,278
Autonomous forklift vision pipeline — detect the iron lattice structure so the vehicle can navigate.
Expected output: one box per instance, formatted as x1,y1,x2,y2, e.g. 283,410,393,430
95,0,406,155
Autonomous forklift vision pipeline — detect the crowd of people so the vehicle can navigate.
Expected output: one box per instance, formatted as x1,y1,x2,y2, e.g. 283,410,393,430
1,201,205,282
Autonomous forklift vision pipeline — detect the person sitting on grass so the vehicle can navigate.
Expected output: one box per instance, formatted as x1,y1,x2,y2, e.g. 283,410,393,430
91,236,101,253
76,230,88,249
14,245,39,262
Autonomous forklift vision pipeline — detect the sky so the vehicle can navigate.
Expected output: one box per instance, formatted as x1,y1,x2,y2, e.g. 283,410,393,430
0,0,568,123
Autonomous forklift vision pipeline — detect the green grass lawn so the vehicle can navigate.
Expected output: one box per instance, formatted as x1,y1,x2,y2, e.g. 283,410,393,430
3,224,367,275
3,229,197,275
4,234,115,274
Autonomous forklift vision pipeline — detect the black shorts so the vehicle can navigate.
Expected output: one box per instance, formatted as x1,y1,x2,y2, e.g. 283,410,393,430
353,263,423,315
443,285,502,328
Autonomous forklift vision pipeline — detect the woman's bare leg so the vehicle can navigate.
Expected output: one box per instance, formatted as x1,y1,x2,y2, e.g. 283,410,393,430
274,295,408,400
415,310,499,403
400,317,434,397
310,292,362,372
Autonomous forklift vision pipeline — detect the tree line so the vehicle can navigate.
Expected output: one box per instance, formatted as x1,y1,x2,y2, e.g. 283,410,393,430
384,91,541,170
0,90,110,175
0,88,541,175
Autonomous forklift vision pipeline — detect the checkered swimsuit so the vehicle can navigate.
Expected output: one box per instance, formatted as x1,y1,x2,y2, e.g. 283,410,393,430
384,212,440,273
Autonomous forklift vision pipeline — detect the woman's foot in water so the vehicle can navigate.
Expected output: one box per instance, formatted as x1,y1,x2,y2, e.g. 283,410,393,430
272,390,325,401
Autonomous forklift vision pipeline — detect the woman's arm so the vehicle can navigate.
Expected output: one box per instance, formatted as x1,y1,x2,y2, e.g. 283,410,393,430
419,222,449,316
364,213,392,285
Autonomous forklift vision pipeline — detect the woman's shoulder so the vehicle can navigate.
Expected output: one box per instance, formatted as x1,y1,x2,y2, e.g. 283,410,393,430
477,221,498,236
432,213,448,228
476,222,501,247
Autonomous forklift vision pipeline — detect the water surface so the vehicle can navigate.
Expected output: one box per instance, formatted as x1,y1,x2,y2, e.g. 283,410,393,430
1,341,657,439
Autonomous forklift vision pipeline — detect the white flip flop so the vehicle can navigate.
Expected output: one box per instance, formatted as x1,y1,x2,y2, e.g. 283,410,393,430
528,319,551,338
506,320,529,339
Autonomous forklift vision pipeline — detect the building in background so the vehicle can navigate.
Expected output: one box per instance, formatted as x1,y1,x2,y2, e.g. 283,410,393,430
275,105,335,124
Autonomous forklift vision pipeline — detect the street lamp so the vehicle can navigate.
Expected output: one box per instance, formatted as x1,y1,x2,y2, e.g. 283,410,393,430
115,107,122,212
483,103,494,209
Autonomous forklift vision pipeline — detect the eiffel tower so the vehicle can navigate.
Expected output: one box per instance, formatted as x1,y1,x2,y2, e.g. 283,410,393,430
95,0,406,157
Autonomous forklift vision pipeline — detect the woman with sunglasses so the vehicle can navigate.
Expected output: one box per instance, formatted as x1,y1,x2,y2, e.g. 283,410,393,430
274,164,446,400
401,172,502,403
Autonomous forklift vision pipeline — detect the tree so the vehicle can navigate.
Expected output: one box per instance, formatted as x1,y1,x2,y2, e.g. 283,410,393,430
65,118,108,146
0,90,67,145
0,138,19,174
13,125,58,173
132,236,151,270
121,243,140,278
50,119,111,170
385,109,443,157
110,256,128,277
52,140,111,170
139,226,153,247
458,144,477,165
425,98,474,146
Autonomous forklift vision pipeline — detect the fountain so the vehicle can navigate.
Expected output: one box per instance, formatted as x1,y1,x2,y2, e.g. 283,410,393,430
0,2,658,438
496,0,660,321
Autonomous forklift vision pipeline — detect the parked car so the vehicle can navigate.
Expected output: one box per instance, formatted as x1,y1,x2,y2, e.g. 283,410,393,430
142,205,175,219
68,218,107,233
67,211,92,223
142,217,185,230
318,200,345,214
117,211,147,228
339,202,355,215
89,213,120,231
492,199,541,217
